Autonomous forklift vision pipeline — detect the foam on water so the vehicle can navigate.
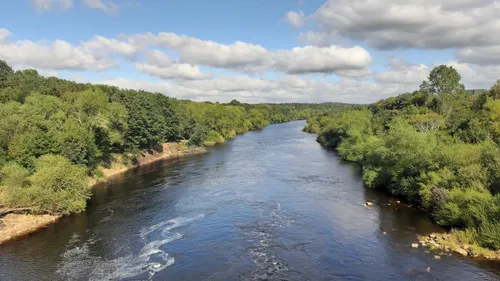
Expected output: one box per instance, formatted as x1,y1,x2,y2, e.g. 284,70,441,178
57,214,204,280
140,214,205,239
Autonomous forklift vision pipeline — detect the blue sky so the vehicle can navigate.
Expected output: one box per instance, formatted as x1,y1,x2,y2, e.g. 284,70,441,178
0,0,498,103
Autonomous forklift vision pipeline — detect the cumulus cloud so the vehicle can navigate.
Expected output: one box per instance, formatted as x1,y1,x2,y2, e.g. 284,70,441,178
136,50,211,80
83,35,140,59
448,61,500,89
97,74,402,104
136,63,211,80
31,0,73,11
38,69,59,77
120,32,372,76
283,11,305,28
375,58,499,91
273,45,372,76
310,0,500,50
297,31,342,47
375,58,428,85
0,29,373,77
0,29,118,71
83,0,119,14
148,33,272,73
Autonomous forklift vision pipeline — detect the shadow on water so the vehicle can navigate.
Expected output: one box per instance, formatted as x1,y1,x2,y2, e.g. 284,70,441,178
1,120,500,281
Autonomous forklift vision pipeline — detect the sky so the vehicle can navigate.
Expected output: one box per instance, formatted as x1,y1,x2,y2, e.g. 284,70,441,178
0,0,499,104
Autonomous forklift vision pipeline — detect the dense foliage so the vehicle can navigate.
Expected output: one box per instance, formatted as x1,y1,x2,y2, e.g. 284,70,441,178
0,60,346,215
307,65,500,250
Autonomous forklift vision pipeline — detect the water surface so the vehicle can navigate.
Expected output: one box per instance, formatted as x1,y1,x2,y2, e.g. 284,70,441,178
1,121,499,280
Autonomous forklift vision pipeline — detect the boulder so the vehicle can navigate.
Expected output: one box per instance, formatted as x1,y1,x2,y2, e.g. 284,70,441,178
434,255,441,260
455,248,468,256
430,241,439,247
411,243,419,248
366,202,373,206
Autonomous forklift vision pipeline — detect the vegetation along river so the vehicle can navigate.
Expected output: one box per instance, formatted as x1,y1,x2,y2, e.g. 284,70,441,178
1,121,500,281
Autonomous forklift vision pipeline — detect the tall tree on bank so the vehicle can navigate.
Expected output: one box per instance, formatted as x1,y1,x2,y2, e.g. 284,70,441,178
420,65,465,95
0,60,14,89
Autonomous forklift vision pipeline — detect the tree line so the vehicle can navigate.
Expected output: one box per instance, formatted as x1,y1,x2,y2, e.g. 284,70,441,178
0,60,346,215
305,65,500,251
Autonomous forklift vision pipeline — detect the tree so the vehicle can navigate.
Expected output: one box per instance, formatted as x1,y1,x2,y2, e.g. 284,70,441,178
0,60,14,89
229,99,241,106
28,155,90,214
420,65,465,95
489,80,500,99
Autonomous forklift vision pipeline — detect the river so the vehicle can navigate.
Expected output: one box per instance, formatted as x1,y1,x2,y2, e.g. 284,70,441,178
1,121,500,281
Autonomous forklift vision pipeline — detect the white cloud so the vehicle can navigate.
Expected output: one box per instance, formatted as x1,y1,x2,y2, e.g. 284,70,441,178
298,31,341,47
0,29,117,71
283,11,305,28
83,35,140,59
136,50,211,80
31,0,73,11
375,58,428,85
151,33,272,73
310,0,500,50
375,58,499,91
38,69,59,77
121,32,372,76
273,45,372,76
97,74,402,104
0,29,11,42
83,0,119,15
136,64,211,80
448,61,500,89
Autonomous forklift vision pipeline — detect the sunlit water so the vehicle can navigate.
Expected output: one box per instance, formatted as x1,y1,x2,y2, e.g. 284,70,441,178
1,121,500,280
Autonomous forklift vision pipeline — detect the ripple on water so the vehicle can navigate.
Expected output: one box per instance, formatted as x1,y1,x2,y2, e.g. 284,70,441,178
57,214,204,281
238,202,299,280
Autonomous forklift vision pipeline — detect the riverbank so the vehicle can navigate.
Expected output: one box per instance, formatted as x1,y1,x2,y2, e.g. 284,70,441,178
306,120,500,262
418,231,500,260
0,142,206,245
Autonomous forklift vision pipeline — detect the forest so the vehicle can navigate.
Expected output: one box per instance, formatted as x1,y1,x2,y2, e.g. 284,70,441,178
0,60,346,216
305,65,500,251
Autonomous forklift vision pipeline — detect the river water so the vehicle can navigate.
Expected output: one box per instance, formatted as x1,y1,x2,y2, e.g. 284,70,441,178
1,121,500,281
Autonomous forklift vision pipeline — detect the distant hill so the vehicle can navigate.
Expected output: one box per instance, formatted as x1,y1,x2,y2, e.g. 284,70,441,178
465,89,487,95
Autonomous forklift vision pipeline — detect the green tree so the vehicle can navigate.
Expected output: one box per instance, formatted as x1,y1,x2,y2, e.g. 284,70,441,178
0,60,14,89
29,155,90,214
420,65,465,95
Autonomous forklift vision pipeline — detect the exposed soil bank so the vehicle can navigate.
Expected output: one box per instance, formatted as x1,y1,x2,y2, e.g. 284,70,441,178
0,142,206,244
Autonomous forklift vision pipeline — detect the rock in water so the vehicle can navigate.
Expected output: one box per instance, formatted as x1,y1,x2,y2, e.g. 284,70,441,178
426,267,431,272
411,243,419,248
366,202,373,206
434,255,441,260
